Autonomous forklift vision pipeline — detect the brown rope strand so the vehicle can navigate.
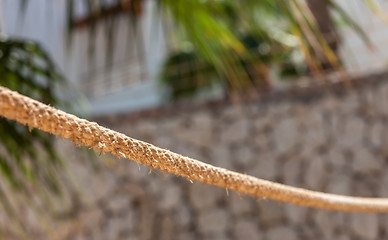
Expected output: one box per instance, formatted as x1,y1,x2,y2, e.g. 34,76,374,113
1,86,388,212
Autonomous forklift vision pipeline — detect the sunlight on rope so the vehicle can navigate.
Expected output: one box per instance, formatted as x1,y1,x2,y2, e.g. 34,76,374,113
0,86,388,212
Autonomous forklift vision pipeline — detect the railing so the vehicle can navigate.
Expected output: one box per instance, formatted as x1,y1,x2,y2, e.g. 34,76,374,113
80,57,149,99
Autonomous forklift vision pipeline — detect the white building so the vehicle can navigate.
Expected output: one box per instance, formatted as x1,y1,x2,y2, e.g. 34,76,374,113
2,0,168,115
2,0,388,115
336,1,388,75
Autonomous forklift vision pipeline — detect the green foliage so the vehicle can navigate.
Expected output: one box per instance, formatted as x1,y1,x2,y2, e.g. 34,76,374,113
0,38,65,193
159,51,216,99
160,31,302,99
65,0,372,100
158,0,371,99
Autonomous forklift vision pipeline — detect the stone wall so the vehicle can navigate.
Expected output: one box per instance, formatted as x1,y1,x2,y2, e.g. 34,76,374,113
14,73,388,239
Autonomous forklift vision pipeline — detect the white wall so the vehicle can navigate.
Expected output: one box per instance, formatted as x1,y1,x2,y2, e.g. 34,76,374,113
336,0,388,76
2,0,71,80
1,0,167,116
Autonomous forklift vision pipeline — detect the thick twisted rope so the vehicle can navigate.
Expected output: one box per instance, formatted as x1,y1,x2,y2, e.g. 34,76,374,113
1,86,388,212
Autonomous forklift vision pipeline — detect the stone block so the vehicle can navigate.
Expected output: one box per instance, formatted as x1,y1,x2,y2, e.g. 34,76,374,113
197,208,229,235
283,159,301,186
221,105,244,121
176,232,196,240
248,153,278,181
326,174,351,195
257,200,285,227
210,145,234,170
228,192,253,216
299,109,327,150
127,163,149,182
219,118,250,144
234,146,256,168
233,218,262,239
189,183,223,210
350,213,378,239
314,210,336,239
351,149,381,175
340,92,359,115
104,217,127,240
159,184,182,211
327,148,347,169
85,164,118,200
375,82,388,115
159,216,175,240
136,121,157,143
253,134,272,152
338,118,365,149
274,118,298,154
252,115,272,133
369,122,383,149
203,233,230,240
153,135,176,151
175,204,192,228
106,193,132,214
176,112,214,148
284,203,308,225
379,173,388,197
266,226,297,240
305,156,327,190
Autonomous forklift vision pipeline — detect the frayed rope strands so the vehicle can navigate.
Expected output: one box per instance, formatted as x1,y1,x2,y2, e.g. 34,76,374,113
1,86,388,212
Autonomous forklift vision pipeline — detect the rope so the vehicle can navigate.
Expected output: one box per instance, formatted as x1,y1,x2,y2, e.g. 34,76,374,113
1,86,388,212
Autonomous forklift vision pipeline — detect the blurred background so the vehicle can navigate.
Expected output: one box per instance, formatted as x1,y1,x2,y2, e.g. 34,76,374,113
1,0,388,239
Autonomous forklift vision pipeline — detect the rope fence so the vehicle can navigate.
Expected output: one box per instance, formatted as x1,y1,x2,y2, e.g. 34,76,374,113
1,86,388,212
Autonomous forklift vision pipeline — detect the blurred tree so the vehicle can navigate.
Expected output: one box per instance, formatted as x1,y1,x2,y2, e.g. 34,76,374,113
0,39,66,190
156,0,371,99
0,37,72,237
64,0,375,99
307,0,338,48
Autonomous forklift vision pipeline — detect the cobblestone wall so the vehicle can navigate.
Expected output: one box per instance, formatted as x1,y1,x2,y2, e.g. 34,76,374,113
14,73,388,239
